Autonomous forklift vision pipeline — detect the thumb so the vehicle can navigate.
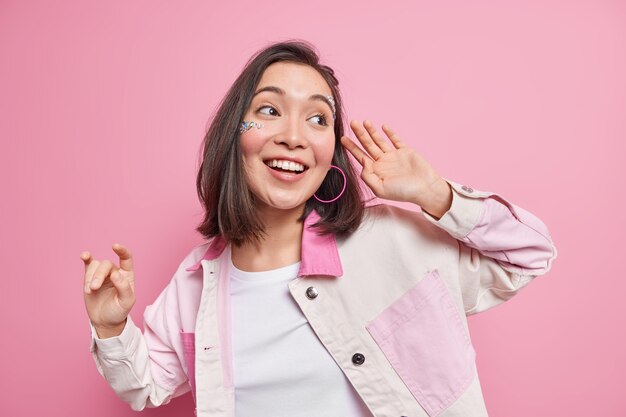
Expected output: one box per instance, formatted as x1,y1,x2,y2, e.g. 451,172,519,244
112,243,134,272
360,156,383,195
110,269,134,309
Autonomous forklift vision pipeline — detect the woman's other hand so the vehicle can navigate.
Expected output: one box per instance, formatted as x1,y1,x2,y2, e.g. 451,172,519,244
341,120,452,218
81,243,136,337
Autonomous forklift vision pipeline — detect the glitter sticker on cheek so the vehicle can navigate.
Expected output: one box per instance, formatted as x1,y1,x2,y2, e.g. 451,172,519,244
240,120,264,134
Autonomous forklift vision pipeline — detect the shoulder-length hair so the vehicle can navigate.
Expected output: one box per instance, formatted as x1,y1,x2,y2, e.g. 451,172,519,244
195,39,365,246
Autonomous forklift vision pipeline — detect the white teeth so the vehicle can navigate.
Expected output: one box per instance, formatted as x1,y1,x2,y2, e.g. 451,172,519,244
266,159,305,172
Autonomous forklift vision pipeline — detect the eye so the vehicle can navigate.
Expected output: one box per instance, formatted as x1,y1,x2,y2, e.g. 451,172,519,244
257,105,279,116
309,113,329,126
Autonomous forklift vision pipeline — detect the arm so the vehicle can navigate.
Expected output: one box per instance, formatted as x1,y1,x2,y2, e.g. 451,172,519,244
421,177,558,315
340,120,557,315
89,274,190,410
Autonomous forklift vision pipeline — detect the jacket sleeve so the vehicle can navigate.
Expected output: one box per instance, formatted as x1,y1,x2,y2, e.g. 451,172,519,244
420,178,558,316
88,272,191,410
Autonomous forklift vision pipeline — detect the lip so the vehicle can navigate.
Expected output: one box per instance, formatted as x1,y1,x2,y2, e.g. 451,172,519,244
262,155,309,169
265,163,306,183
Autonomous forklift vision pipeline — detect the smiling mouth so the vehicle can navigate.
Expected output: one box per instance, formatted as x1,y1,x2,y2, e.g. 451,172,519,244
264,159,308,174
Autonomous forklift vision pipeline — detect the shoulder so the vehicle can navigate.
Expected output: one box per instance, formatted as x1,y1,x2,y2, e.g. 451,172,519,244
182,241,213,267
168,240,214,284
362,203,423,226
334,204,459,281
341,203,457,250
363,203,448,236
145,240,211,313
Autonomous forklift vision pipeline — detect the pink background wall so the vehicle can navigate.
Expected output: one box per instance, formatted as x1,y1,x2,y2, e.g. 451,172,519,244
1,0,624,415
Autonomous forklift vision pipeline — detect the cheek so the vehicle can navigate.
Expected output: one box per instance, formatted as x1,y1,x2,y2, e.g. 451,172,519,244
239,135,261,190
314,135,336,165
239,131,264,159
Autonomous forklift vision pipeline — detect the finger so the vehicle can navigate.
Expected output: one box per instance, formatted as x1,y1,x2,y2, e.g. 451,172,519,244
360,156,383,195
90,260,116,292
341,136,372,167
81,251,92,273
84,260,100,294
109,269,134,308
364,120,394,153
381,124,406,149
112,243,134,272
350,120,384,160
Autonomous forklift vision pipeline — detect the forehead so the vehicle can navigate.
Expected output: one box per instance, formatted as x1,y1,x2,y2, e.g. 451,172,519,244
256,62,332,97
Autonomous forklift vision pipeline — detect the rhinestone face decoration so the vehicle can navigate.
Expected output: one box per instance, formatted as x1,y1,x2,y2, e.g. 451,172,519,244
326,95,336,120
239,120,264,134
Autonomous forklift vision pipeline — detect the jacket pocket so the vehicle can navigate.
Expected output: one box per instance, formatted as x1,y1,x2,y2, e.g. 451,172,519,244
365,269,476,417
180,331,196,403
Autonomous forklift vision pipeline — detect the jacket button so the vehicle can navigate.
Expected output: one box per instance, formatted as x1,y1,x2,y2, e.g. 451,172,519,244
461,185,474,193
352,352,365,365
305,286,318,299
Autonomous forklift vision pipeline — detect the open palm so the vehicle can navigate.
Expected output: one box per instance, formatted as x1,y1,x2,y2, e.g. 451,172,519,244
341,120,444,206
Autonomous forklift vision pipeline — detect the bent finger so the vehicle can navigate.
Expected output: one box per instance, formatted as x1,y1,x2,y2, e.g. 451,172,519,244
90,260,116,292
81,251,92,272
112,243,134,272
84,260,100,294
110,269,135,309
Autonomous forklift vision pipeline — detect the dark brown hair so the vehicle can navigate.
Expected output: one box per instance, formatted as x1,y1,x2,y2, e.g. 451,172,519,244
195,39,365,246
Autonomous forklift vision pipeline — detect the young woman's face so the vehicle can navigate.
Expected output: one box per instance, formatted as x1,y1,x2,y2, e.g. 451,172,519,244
240,62,336,213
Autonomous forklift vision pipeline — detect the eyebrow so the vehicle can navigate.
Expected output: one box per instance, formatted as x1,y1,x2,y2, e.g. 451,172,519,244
253,86,334,115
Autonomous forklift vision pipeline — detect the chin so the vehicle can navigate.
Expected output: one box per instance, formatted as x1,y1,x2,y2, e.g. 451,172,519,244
272,201,307,211
261,196,308,212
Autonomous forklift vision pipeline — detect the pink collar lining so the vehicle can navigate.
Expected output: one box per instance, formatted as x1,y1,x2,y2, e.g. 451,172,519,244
184,210,343,277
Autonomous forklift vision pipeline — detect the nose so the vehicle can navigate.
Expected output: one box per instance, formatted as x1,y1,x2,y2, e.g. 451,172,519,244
274,117,309,150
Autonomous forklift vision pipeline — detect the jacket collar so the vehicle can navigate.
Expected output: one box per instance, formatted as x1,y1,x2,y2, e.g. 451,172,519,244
184,209,343,277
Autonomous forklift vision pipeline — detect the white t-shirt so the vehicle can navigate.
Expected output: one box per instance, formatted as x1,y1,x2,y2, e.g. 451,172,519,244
230,259,374,417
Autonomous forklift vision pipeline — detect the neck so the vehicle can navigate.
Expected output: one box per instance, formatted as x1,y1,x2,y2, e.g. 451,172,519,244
231,204,305,272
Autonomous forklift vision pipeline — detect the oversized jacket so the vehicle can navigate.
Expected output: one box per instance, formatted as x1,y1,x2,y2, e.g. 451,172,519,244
88,178,558,417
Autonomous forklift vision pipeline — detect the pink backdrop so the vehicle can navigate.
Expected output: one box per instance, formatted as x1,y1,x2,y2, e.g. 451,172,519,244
1,0,624,416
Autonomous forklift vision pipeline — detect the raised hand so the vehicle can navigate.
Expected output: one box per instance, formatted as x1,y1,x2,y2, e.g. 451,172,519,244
341,120,452,217
82,243,136,338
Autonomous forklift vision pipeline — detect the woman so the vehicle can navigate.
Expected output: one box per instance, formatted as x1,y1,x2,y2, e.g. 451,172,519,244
82,40,557,417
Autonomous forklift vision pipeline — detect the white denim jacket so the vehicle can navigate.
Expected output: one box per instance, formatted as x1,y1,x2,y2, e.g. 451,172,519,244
88,178,557,417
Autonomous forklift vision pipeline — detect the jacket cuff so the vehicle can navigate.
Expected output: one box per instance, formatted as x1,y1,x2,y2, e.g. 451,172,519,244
89,315,140,359
421,178,487,239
